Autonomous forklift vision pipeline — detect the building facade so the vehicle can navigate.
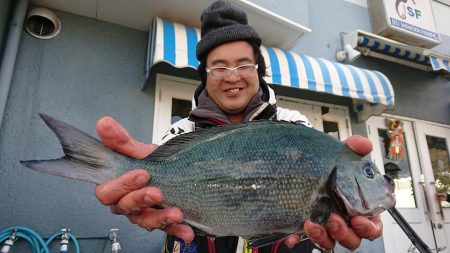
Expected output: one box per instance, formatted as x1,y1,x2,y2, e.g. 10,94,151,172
0,0,449,252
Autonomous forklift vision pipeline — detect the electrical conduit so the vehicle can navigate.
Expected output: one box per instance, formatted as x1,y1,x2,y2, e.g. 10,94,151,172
0,0,28,129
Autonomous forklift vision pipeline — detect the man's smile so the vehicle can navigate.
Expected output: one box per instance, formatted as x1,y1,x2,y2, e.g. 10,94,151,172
224,87,244,97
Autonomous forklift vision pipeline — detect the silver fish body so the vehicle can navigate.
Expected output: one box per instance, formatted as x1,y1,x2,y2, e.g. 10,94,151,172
21,114,396,242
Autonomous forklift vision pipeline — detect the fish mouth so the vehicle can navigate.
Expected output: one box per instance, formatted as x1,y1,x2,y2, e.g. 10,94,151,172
334,183,373,217
327,167,350,217
384,175,395,192
333,175,395,217
355,176,369,210
352,177,386,216
329,167,374,217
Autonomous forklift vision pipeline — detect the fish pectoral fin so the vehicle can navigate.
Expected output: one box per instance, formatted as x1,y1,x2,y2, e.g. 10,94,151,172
247,233,290,248
310,196,332,227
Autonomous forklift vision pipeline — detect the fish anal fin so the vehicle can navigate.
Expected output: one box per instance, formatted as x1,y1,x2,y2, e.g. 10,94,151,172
182,219,215,237
247,233,290,249
191,227,210,237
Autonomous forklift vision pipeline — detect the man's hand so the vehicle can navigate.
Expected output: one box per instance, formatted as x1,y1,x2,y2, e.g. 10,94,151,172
94,116,195,242
284,135,383,251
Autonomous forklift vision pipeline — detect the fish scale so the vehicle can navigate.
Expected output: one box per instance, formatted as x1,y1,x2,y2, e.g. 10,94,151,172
21,114,396,247
136,121,350,236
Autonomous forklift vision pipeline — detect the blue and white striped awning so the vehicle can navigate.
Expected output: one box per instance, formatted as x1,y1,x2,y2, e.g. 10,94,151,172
429,55,450,72
356,34,450,73
145,18,395,122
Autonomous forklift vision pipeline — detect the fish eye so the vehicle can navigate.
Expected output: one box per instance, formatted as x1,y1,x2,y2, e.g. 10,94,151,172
363,164,375,179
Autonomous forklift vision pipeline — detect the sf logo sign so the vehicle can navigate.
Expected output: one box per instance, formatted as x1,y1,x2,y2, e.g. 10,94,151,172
395,0,422,19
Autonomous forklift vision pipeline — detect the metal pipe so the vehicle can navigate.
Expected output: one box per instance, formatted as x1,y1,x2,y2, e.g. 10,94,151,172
0,0,28,129
42,236,109,240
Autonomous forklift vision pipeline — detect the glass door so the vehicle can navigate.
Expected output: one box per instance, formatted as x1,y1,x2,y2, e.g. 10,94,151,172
415,121,450,252
367,116,436,253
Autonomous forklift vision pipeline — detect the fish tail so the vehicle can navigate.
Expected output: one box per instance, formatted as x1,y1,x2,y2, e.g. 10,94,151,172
20,113,129,184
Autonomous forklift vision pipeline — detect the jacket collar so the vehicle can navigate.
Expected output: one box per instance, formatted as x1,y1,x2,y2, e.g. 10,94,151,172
189,79,277,126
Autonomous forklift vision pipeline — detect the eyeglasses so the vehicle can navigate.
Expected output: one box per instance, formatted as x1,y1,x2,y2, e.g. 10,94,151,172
205,64,258,80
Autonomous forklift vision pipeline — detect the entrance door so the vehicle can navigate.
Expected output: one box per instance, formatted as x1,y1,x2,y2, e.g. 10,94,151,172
366,116,439,253
415,121,450,252
152,74,198,143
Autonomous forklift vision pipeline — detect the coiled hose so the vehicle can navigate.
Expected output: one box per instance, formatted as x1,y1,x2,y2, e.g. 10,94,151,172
0,226,49,253
0,226,80,253
45,230,80,253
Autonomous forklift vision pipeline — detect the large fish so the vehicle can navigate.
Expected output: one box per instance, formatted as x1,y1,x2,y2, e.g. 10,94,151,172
21,114,395,247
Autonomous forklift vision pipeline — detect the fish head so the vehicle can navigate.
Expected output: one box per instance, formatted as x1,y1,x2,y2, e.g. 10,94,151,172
331,158,396,217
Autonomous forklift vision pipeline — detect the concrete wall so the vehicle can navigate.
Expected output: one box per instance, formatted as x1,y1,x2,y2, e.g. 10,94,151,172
0,9,165,252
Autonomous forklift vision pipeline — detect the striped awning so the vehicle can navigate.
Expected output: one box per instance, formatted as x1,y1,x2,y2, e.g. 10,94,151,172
355,32,450,73
429,54,450,72
145,18,395,122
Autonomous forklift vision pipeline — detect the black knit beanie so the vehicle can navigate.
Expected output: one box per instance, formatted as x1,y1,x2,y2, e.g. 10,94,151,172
196,0,262,60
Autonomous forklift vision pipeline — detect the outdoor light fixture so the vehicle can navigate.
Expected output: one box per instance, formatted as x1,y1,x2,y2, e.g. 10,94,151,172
336,44,361,62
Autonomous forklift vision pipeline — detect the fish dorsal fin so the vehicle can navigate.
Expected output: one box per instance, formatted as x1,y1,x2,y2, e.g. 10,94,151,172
146,122,265,161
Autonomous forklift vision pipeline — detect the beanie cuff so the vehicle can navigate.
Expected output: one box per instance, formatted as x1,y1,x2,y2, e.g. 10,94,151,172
196,24,261,59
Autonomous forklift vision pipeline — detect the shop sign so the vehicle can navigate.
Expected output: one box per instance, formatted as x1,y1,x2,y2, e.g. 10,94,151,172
368,0,441,48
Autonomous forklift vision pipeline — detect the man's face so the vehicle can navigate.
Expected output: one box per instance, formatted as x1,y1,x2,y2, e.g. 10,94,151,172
205,41,260,117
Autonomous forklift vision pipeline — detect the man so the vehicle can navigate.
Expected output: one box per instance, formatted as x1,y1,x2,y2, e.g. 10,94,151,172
95,1,383,252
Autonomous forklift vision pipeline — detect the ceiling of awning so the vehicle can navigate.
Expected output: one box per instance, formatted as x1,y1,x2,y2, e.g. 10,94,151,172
145,18,396,122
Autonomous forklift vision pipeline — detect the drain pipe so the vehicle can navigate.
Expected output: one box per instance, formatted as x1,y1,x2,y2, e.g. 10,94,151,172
0,0,28,129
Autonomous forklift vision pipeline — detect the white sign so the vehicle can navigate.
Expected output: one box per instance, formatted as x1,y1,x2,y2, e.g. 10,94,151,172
368,0,441,47
384,0,440,42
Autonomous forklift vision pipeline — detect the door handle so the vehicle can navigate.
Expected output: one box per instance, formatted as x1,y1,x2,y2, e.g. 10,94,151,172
437,197,445,220
420,180,445,220
418,180,433,221
434,180,445,220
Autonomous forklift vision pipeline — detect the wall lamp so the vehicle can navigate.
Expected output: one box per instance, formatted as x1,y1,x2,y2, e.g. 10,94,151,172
336,44,361,62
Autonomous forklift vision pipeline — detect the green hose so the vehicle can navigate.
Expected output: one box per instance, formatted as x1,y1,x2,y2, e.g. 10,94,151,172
0,226,49,253
0,226,81,253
